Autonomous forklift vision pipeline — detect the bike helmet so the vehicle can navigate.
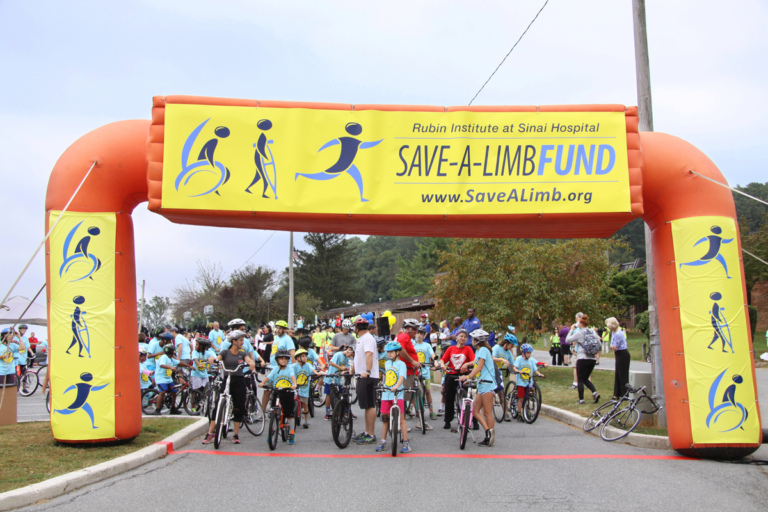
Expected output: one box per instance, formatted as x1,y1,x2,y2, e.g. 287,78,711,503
159,332,173,341
163,344,176,355
294,348,308,358
18,324,28,330
354,317,369,329
227,329,246,341
417,325,427,334
275,348,291,360
385,341,402,352
470,329,489,342
139,347,148,355
376,336,387,348
507,324,516,332
520,343,533,353
228,318,246,328
503,333,518,345
298,336,312,349
0,328,9,335
402,318,419,330
195,337,211,347
341,319,353,329
275,320,289,328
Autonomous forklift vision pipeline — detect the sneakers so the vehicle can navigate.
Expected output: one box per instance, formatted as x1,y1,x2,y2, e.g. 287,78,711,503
593,392,601,404
303,423,309,429
416,422,433,431
288,434,295,445
169,409,182,415
436,409,444,417
430,412,437,420
488,429,495,447
578,399,585,404
400,441,412,453
232,435,240,444
352,432,366,442
324,414,332,420
375,440,388,452
567,384,577,389
202,433,215,445
355,434,377,445
478,437,490,447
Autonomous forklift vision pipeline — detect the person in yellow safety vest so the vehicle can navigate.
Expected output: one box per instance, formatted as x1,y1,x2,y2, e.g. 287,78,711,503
549,328,561,366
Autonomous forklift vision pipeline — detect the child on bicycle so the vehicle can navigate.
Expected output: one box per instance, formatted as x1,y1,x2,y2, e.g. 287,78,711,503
191,337,217,393
292,348,325,429
512,343,547,422
413,327,437,422
376,341,411,453
459,329,498,446
139,348,153,391
154,344,187,415
260,348,298,444
324,345,353,420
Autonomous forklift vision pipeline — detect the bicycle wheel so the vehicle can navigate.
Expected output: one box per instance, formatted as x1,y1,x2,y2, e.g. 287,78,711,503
312,383,326,407
493,389,506,423
349,377,358,404
308,394,315,418
507,394,518,420
416,388,426,434
244,395,265,436
281,417,288,442
390,407,399,457
329,385,340,411
583,400,618,432
295,398,302,430
18,371,39,397
601,405,641,441
331,400,353,449
268,411,279,450
141,389,159,414
44,389,51,413
459,402,471,450
375,388,382,417
214,399,227,449
533,382,542,405
522,394,540,424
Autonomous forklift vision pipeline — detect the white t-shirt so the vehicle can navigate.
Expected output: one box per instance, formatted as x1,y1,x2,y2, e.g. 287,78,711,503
354,332,379,379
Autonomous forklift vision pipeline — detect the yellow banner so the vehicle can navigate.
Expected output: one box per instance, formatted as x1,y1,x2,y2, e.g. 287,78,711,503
49,211,116,440
161,105,630,215
672,216,759,444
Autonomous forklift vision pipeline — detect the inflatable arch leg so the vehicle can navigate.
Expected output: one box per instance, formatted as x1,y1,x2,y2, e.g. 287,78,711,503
44,121,761,457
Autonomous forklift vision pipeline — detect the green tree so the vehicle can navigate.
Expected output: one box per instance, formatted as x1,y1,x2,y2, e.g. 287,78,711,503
733,182,768,234
607,268,648,308
611,217,646,262
349,236,420,303
392,238,449,298
140,295,171,332
295,233,362,309
742,220,768,302
217,264,277,325
172,260,226,320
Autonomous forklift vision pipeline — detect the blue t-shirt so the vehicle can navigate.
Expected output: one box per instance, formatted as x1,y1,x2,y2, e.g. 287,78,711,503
155,354,177,385
327,351,349,384
139,361,153,389
17,335,28,365
208,329,225,351
492,344,514,369
0,343,15,375
270,334,296,365
191,348,217,379
382,359,407,400
307,348,320,367
175,334,191,360
138,341,149,354
474,346,497,394
146,338,162,370
378,351,387,372
38,340,49,365
413,341,434,380
513,355,539,387
267,365,295,390
292,362,313,397
9,340,22,366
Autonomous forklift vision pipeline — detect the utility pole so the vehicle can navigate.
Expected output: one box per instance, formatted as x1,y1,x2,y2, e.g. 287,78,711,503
633,0,665,427
288,232,295,328
138,279,146,335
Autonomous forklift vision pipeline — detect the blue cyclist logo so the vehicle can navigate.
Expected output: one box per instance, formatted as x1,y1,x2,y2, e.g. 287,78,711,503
708,292,733,353
67,295,91,358
246,119,278,198
59,222,102,282
294,122,383,202
54,372,109,429
175,119,232,197
706,369,748,432
679,226,734,278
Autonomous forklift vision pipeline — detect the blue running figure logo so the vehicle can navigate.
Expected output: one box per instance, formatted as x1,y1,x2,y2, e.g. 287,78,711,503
59,222,102,282
706,370,748,432
708,292,733,353
54,372,109,429
246,119,278,198
294,122,383,202
175,119,232,197
66,295,91,358
678,225,734,278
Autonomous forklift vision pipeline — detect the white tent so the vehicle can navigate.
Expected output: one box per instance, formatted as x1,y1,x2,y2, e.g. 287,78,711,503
0,296,47,325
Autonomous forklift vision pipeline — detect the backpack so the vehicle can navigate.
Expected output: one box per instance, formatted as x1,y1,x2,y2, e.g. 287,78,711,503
581,329,602,356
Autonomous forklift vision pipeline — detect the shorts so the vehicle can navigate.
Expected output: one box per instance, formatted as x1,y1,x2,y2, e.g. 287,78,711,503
277,389,295,418
324,382,342,395
423,378,432,387
158,383,177,393
517,385,529,399
191,376,209,390
380,399,405,415
299,396,308,404
356,377,377,410
0,374,16,387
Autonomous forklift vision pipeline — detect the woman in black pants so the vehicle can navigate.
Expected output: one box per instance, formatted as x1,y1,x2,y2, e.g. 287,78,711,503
606,317,630,399
566,314,600,404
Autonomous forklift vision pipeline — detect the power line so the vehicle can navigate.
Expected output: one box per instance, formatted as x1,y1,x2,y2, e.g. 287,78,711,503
238,231,276,270
468,0,551,106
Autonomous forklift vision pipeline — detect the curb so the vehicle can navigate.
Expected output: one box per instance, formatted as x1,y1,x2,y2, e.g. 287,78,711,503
0,417,208,511
429,382,671,451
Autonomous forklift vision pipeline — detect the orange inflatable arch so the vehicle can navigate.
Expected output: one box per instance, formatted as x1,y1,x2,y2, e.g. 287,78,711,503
44,97,761,459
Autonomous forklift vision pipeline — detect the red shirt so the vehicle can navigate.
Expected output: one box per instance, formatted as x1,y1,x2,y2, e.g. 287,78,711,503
441,345,475,375
396,333,419,375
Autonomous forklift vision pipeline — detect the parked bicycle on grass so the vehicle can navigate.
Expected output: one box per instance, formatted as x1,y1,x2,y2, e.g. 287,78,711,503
584,383,662,441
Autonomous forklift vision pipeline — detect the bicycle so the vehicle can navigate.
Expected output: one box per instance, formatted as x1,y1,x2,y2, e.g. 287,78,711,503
386,385,417,457
505,364,545,423
404,373,427,434
213,363,248,449
330,374,355,449
456,379,482,450
263,382,294,451
492,367,510,423
598,385,661,441
17,363,47,397
242,369,265,436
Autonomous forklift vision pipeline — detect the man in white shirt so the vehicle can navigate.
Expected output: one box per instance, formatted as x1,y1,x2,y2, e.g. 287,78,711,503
208,322,225,351
353,317,379,445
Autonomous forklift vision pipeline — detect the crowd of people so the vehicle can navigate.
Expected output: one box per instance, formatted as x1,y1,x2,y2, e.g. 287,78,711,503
1,324,47,388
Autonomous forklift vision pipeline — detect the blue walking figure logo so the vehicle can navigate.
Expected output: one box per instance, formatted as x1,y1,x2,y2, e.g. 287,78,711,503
175,119,232,197
59,222,102,282
706,370,748,432
294,122,383,202
246,119,278,198
66,295,91,358
678,225,734,278
708,292,733,353
54,372,109,429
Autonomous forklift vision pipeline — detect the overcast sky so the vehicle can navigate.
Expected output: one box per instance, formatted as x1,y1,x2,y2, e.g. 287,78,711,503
1,0,766,305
